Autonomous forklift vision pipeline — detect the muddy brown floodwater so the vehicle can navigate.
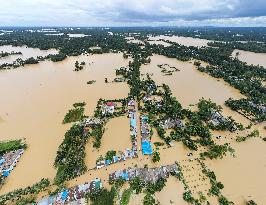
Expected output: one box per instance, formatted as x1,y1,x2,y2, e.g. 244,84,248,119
0,45,58,64
232,49,266,68
0,53,129,194
148,35,212,47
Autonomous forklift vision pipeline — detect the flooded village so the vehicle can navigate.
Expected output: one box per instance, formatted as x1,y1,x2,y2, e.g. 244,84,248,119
0,27,265,205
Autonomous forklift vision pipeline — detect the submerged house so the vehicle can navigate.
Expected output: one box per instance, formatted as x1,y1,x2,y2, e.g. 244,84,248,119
101,102,115,115
209,111,227,126
159,118,185,130
0,149,24,177
38,179,102,205
109,164,179,184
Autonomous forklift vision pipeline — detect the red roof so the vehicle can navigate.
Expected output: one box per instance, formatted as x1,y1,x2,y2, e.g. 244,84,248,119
106,102,115,106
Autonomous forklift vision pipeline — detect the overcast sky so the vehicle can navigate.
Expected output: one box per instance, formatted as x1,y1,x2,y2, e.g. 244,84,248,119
1,0,266,27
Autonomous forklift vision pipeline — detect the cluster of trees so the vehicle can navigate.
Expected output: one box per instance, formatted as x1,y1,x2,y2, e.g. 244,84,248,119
54,124,87,184
208,41,266,53
0,51,22,58
226,98,266,122
236,129,260,142
197,98,243,131
62,102,86,124
0,56,43,70
105,150,116,161
0,139,27,155
200,143,234,160
0,178,50,204
74,61,85,71
86,187,116,205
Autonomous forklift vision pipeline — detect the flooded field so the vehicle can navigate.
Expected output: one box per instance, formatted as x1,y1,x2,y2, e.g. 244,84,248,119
141,55,244,107
206,138,266,204
85,116,131,169
148,35,212,47
0,52,129,194
147,40,172,47
0,45,58,64
154,176,187,205
232,49,266,68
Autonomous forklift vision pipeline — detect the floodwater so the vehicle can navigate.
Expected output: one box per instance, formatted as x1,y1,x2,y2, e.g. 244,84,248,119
154,176,187,205
0,52,129,194
232,49,266,68
141,54,245,108
67,34,89,38
148,40,172,47
206,138,266,204
148,35,212,47
0,45,58,64
85,116,132,169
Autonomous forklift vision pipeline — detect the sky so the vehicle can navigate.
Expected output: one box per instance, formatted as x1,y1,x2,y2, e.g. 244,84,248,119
0,0,266,27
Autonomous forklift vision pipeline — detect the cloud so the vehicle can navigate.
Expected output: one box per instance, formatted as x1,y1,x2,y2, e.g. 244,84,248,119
0,0,266,26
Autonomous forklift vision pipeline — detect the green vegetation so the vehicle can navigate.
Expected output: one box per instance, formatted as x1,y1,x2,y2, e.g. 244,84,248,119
129,177,145,194
105,150,116,161
0,51,22,58
143,192,158,205
218,195,234,205
74,61,85,71
246,200,257,205
120,188,132,205
0,139,26,155
87,80,96,84
86,187,116,205
0,178,50,204
63,102,85,124
152,150,160,163
236,130,260,142
197,98,243,132
54,124,87,184
200,143,234,160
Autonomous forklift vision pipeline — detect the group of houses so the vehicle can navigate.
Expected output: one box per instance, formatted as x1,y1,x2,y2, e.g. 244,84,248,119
96,148,138,169
96,100,138,169
159,118,185,130
38,178,102,205
109,164,179,184
142,95,163,110
128,99,138,153
140,115,153,155
209,111,228,126
0,149,24,177
82,117,102,137
248,101,266,113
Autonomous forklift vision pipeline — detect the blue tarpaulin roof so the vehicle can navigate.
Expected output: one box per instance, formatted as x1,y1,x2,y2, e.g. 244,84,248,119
61,190,68,200
142,141,153,155
122,172,129,180
2,170,10,177
0,159,5,165
130,118,136,127
141,116,148,121
105,159,111,165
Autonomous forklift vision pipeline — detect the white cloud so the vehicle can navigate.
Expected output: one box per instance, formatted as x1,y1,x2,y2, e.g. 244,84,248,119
0,0,265,26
